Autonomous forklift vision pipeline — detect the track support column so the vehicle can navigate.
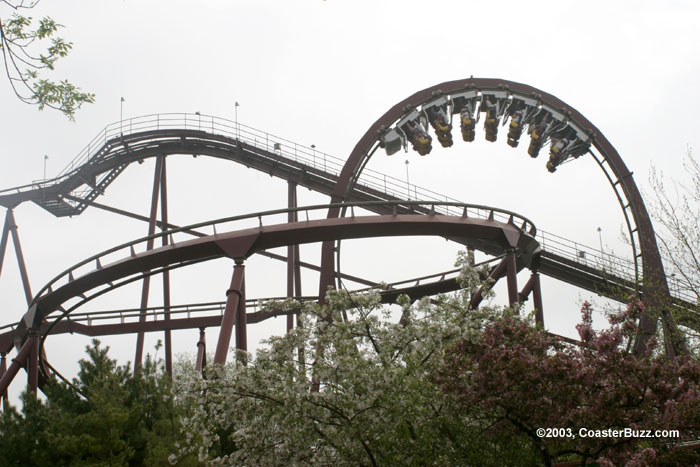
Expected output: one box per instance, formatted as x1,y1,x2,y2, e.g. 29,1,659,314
518,272,544,326
134,156,164,372
235,272,247,363
531,273,544,326
26,329,39,396
505,249,519,307
195,328,207,374
0,338,34,399
1,210,34,305
469,257,508,310
287,181,298,332
214,260,245,365
0,352,7,408
159,157,173,378
0,211,10,280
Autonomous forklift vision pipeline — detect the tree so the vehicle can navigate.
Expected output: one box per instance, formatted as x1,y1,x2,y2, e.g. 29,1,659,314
648,147,700,349
172,258,700,466
0,340,199,466
435,300,700,466
0,0,94,119
172,262,540,466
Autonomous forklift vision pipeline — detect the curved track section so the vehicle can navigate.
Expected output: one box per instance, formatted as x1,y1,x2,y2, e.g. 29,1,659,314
0,201,538,392
320,77,683,355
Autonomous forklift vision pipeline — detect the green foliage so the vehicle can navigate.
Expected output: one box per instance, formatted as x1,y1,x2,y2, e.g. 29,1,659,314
0,339,199,466
0,0,94,119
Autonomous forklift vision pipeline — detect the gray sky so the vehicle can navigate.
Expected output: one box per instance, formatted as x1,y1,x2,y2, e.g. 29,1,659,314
1,1,699,400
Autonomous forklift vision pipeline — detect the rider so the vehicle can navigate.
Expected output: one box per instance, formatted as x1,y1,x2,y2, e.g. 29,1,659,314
460,105,476,142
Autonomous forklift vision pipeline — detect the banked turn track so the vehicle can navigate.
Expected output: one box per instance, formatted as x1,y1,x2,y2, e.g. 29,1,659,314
1,78,698,396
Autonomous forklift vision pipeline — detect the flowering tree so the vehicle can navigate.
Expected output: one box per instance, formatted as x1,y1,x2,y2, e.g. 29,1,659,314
172,261,540,465
648,148,700,351
172,257,700,466
435,300,700,466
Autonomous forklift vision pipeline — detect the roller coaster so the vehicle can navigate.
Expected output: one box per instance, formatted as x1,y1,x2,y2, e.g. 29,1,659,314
1,77,697,400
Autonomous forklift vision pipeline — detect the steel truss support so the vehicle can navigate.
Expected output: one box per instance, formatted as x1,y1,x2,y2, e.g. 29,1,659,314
195,328,207,373
214,260,246,365
134,156,164,372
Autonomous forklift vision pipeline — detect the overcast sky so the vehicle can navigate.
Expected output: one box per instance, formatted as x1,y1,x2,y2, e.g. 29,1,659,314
1,1,699,401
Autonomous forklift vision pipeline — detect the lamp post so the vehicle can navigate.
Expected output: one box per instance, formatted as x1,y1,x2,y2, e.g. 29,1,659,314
597,227,604,271
235,101,240,140
43,155,49,180
405,160,410,200
120,97,125,134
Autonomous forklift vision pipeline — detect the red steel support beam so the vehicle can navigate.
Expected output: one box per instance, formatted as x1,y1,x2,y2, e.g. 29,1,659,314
294,238,304,369
0,337,34,398
27,330,39,395
213,260,245,365
518,272,545,326
0,352,7,407
134,156,163,371
6,210,33,305
0,211,10,280
518,274,536,303
506,251,519,307
469,257,508,310
160,157,173,377
235,273,247,363
318,241,335,304
195,328,207,373
532,273,544,326
287,181,298,332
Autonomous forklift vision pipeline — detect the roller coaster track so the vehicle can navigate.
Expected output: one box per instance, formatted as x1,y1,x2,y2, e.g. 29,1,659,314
0,113,695,324
1,78,698,398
